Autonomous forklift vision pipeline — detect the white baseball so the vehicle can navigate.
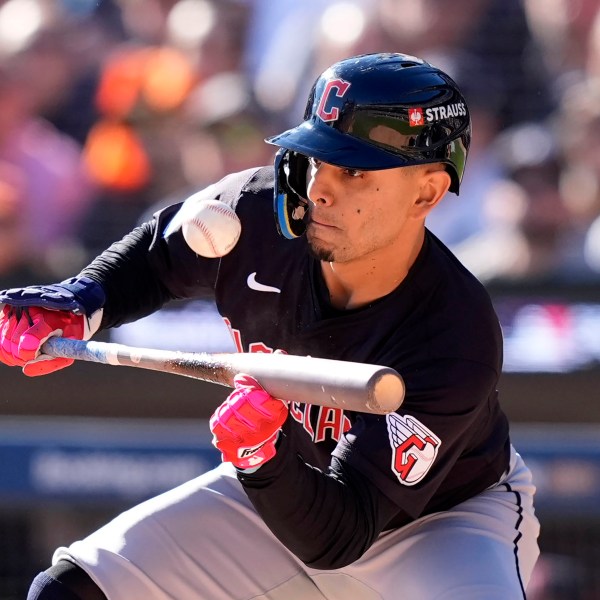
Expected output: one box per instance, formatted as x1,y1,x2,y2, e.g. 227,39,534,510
181,199,241,258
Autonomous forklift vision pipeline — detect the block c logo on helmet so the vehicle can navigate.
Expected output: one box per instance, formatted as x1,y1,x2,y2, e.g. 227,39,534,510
316,78,351,122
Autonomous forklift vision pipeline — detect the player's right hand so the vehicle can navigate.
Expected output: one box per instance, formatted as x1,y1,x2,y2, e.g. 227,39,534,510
210,374,289,470
0,277,105,377
0,305,84,376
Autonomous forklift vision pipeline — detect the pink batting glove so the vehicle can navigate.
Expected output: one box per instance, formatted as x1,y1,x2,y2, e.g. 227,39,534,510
0,305,84,376
210,374,289,470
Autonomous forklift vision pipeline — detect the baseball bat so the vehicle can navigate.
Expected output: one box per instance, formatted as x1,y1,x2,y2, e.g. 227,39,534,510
41,337,404,415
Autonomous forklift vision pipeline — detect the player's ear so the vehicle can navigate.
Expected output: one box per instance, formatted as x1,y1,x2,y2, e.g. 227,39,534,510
411,165,451,218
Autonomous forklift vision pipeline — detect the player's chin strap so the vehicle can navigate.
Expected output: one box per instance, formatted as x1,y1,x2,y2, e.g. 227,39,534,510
273,148,310,239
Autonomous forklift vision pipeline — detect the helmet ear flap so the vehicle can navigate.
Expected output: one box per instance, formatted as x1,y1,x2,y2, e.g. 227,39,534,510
287,151,309,198
273,149,310,239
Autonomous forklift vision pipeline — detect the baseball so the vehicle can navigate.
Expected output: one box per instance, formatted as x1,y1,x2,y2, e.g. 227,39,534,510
181,198,241,258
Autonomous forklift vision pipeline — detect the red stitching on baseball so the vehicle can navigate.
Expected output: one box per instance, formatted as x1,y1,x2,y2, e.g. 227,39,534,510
193,218,219,255
208,205,239,223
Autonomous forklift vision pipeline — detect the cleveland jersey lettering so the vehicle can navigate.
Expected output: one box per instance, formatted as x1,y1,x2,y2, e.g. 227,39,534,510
223,318,351,444
223,317,274,354
290,402,352,443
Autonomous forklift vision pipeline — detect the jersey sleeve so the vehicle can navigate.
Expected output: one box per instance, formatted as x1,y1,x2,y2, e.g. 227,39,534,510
80,169,262,329
331,357,507,521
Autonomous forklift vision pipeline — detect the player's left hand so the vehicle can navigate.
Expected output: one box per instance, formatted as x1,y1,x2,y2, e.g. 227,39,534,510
210,374,289,470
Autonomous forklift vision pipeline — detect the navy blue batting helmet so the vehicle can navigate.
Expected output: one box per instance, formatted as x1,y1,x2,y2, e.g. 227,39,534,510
266,52,471,238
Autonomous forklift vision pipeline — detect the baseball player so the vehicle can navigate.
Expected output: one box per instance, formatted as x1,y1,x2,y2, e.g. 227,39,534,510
1,53,540,599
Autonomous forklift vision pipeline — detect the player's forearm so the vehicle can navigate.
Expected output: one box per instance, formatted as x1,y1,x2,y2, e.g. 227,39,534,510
80,221,174,329
238,442,399,570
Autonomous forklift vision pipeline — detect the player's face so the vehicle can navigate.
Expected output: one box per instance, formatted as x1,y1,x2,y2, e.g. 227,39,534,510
305,158,426,263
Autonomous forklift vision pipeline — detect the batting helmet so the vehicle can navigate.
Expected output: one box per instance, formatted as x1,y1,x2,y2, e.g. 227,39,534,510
266,52,471,238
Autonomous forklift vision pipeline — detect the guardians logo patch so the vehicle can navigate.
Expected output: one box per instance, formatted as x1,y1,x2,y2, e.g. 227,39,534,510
386,414,441,485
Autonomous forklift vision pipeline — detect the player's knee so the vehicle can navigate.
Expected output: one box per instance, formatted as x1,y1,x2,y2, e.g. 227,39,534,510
27,560,107,600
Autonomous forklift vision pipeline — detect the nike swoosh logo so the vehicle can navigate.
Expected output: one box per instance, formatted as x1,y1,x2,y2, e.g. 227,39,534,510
247,272,281,294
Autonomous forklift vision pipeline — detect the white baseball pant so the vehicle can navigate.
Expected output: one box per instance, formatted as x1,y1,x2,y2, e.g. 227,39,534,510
53,445,540,600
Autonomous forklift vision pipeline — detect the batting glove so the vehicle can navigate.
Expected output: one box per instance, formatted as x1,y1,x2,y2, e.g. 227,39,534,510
210,374,289,470
0,277,104,377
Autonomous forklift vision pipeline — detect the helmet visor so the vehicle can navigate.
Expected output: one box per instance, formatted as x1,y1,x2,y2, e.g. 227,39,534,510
266,116,416,171
267,105,465,170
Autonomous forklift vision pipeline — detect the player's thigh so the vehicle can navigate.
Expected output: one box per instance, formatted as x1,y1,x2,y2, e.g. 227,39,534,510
54,463,325,600
388,516,530,599
307,518,529,600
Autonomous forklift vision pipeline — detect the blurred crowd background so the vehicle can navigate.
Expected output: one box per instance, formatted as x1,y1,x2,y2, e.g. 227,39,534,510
1,0,600,598
0,0,599,289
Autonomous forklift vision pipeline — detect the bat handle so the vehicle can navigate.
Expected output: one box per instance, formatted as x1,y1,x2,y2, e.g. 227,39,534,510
42,337,111,363
41,337,237,388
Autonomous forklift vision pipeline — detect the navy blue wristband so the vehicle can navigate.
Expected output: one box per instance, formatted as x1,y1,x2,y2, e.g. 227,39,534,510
0,276,106,316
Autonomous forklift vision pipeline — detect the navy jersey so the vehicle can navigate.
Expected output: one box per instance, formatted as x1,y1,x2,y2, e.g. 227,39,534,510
81,166,509,568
